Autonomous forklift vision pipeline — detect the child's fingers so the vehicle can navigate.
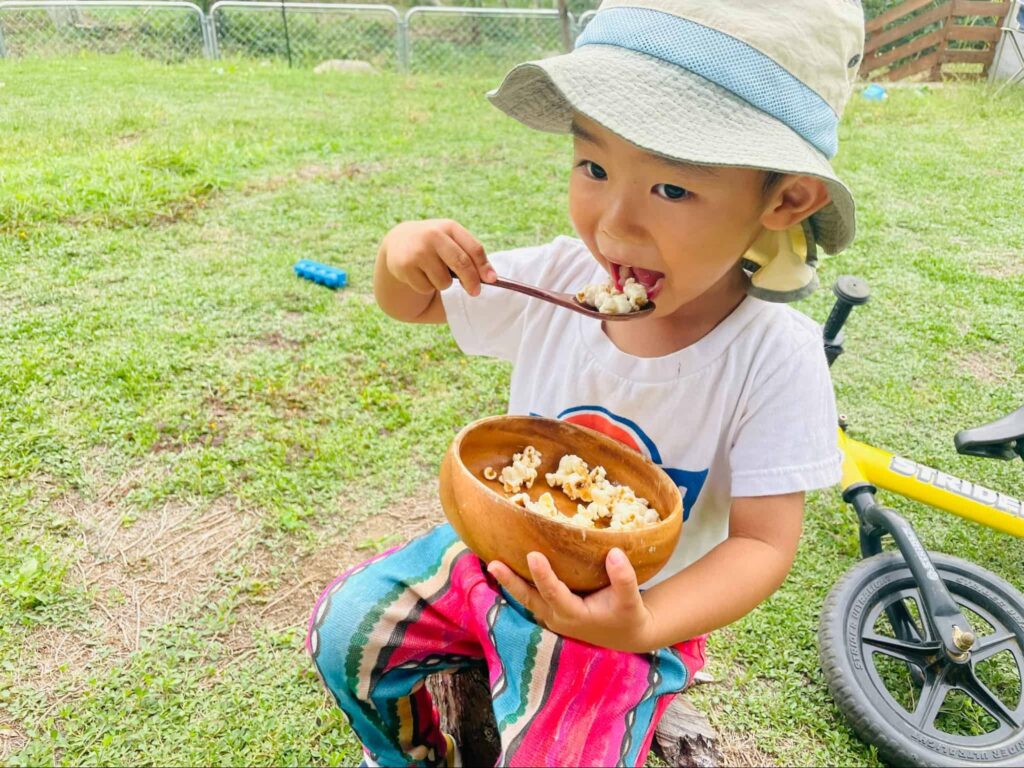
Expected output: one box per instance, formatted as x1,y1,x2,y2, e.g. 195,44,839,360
447,222,496,284
420,243,458,293
404,266,438,296
604,548,642,607
487,560,545,621
435,234,482,296
527,552,579,616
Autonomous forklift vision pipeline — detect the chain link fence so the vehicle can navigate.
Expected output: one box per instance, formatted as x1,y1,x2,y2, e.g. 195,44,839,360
406,6,564,73
209,1,400,69
0,0,598,68
0,0,207,60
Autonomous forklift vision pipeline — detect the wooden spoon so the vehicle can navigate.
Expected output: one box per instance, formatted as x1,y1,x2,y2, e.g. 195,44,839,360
448,270,655,321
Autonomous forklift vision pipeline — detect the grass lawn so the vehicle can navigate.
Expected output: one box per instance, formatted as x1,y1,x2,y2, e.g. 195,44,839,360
1,56,1023,766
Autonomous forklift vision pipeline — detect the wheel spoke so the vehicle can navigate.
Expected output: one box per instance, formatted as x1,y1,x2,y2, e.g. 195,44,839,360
880,598,929,647
833,553,1024,760
971,631,1019,663
959,670,1022,729
883,596,926,643
913,667,949,729
863,632,939,665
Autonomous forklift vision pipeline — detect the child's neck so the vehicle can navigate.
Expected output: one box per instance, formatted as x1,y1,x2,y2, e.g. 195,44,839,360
602,270,749,358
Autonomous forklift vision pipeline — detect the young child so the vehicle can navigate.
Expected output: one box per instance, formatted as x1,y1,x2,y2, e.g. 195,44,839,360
308,1,865,765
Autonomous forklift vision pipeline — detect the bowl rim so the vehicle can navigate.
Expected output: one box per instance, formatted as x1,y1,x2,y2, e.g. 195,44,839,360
450,414,683,537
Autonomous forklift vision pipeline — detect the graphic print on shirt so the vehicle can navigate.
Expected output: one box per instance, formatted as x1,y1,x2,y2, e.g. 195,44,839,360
539,405,709,522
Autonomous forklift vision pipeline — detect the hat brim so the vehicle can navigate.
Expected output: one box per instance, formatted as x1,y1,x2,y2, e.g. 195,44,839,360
488,45,855,254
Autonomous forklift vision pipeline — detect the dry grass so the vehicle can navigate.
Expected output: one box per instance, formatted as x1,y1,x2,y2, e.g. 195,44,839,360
257,330,304,350
244,162,385,194
6,474,448,719
956,348,1016,384
718,731,777,767
236,485,445,639
71,496,251,649
10,469,257,706
973,252,1024,278
0,722,27,764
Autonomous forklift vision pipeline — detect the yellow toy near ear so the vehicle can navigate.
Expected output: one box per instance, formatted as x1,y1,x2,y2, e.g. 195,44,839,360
742,220,819,303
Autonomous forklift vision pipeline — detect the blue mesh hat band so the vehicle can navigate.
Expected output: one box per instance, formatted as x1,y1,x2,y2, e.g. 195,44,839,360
575,7,840,158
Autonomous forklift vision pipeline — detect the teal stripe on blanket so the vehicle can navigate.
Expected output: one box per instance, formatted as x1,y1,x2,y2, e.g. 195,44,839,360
488,596,545,728
622,646,690,765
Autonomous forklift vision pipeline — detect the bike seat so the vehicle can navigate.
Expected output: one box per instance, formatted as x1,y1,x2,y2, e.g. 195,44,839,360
954,405,1024,460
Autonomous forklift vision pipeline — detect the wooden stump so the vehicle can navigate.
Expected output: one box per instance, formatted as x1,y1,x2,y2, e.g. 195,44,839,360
426,669,722,767
651,695,723,768
426,667,501,767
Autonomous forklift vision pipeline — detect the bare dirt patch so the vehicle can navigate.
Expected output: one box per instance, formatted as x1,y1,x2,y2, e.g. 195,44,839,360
0,291,26,316
150,425,226,453
68,495,252,650
59,183,215,229
13,472,258,702
258,330,304,350
718,731,777,767
116,131,142,147
246,162,385,194
254,375,335,421
974,252,1024,278
956,348,1016,384
228,486,445,647
147,193,214,228
0,721,28,764
148,396,234,454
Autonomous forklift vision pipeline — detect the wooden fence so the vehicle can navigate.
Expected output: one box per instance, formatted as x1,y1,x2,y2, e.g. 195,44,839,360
861,0,1012,80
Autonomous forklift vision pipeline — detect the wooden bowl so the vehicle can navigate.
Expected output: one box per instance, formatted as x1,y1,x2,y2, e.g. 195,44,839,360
439,415,682,593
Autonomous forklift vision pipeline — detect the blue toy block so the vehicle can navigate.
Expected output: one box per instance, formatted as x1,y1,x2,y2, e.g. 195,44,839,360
861,83,888,101
294,259,348,289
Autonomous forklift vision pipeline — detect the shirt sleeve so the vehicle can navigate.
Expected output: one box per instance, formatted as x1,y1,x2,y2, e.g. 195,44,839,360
439,242,550,364
730,337,842,497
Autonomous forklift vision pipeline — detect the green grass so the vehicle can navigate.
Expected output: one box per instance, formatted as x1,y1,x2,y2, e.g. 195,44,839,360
1,56,1023,766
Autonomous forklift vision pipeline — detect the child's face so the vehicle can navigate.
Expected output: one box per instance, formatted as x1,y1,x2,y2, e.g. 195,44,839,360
568,114,774,318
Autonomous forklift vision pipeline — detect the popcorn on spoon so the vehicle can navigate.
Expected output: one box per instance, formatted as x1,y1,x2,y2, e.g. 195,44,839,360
448,269,655,321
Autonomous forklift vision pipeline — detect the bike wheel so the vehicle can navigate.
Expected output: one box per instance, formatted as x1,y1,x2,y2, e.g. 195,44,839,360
819,552,1024,767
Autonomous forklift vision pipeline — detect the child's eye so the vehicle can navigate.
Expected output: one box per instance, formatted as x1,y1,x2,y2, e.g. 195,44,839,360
580,161,607,180
653,183,690,201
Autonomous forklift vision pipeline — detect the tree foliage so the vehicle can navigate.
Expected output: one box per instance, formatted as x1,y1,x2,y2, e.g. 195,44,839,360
863,0,902,20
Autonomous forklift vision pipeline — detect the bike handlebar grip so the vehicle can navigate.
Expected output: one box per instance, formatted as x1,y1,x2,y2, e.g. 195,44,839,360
833,275,871,306
823,275,870,343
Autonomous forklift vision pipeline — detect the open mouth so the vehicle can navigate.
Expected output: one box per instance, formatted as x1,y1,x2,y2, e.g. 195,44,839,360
610,262,665,300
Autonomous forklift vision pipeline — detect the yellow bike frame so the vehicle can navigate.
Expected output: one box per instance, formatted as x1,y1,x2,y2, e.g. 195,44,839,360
838,428,1024,538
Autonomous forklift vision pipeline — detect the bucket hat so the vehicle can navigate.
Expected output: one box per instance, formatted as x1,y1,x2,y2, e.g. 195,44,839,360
488,0,865,301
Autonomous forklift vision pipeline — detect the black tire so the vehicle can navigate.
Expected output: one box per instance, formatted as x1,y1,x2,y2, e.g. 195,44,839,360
819,552,1024,767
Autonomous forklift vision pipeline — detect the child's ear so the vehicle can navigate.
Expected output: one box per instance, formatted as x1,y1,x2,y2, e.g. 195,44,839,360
760,175,831,232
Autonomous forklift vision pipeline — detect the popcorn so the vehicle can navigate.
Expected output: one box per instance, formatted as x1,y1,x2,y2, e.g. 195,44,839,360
483,466,498,481
486,447,659,530
576,282,612,309
499,445,542,494
576,278,649,315
622,278,649,306
600,293,634,315
575,501,611,524
545,454,592,501
510,491,560,520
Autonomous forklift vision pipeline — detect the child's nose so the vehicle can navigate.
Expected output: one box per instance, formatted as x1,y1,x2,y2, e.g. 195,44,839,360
599,194,646,244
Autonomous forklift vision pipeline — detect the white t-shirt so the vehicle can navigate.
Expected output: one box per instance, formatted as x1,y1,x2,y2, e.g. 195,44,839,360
441,236,842,587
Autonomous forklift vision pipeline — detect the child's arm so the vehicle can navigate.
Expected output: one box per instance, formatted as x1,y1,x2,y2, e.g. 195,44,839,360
487,491,804,653
639,491,803,649
374,219,496,324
